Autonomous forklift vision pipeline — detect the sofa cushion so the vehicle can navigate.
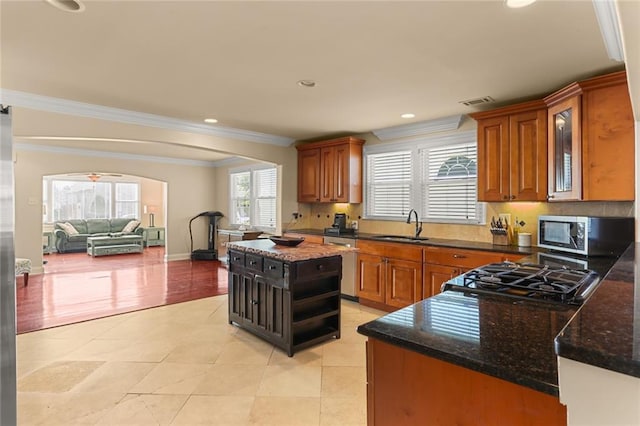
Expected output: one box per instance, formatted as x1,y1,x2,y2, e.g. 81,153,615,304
87,219,111,234
121,220,140,233
56,219,88,234
58,222,79,235
67,234,90,242
110,218,135,233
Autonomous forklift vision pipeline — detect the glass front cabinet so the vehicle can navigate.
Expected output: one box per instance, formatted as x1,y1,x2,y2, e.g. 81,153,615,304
546,95,581,201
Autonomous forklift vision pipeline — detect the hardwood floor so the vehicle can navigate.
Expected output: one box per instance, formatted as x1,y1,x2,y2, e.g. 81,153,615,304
16,247,228,334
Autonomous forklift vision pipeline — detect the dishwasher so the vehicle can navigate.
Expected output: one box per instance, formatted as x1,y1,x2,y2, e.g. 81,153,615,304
323,236,357,300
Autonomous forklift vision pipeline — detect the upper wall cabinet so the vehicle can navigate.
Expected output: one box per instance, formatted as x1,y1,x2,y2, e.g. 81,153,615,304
544,71,635,201
296,136,365,203
471,100,548,202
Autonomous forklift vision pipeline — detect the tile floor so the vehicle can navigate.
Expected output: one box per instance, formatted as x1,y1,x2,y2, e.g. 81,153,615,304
17,295,384,425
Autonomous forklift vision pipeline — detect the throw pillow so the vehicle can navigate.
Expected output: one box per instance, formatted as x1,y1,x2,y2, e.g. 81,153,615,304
59,222,79,235
122,220,140,233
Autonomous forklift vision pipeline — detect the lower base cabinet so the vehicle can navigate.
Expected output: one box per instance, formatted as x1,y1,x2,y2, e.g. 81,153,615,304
366,338,567,425
228,249,341,356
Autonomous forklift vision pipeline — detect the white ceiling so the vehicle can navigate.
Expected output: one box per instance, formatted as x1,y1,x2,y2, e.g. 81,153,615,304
0,0,634,163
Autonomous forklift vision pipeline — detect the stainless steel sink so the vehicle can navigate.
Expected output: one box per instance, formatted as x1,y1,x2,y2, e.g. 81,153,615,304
372,235,429,242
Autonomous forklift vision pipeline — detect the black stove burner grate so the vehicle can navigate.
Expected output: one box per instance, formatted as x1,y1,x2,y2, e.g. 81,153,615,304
459,262,600,304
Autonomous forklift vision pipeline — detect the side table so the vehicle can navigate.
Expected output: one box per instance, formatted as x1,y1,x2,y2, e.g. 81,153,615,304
142,227,165,247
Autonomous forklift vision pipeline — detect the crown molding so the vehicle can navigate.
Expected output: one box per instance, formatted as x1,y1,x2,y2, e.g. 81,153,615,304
372,115,463,141
15,142,226,168
592,0,624,62
0,89,295,146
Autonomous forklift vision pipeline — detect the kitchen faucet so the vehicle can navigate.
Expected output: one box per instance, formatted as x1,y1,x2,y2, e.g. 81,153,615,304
406,209,423,238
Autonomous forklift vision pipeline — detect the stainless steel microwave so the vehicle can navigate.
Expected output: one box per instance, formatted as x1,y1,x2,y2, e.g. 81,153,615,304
537,215,634,256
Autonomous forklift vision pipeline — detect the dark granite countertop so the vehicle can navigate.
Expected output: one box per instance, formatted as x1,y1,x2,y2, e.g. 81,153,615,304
285,227,535,256
555,243,640,378
357,290,577,396
357,244,628,396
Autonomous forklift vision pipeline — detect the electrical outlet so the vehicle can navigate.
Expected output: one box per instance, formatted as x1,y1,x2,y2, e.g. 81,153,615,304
351,220,358,230
498,213,511,227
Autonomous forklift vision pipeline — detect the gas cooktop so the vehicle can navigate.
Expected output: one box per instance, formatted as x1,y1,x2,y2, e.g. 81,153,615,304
443,262,601,305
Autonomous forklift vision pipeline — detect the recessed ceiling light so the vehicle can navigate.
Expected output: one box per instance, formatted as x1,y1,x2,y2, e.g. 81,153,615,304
401,113,415,119
297,80,316,88
204,118,218,124
45,0,85,13
505,0,536,8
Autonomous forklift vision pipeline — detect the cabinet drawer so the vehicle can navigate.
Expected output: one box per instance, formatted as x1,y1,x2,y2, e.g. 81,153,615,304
423,246,506,269
263,258,284,279
294,256,341,280
356,240,422,262
228,251,245,266
246,254,264,272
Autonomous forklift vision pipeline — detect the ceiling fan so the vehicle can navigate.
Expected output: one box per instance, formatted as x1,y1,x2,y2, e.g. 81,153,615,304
66,172,124,182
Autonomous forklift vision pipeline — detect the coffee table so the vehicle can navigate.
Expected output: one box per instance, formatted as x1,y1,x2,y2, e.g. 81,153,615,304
87,235,144,257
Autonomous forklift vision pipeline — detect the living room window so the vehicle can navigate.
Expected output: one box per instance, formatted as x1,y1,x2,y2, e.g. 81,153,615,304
42,177,140,223
229,166,277,231
364,131,485,225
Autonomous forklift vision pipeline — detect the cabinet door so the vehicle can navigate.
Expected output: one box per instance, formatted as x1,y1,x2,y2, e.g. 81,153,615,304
357,253,385,303
320,146,336,202
298,148,321,202
423,263,460,299
229,271,243,322
385,259,422,309
266,284,286,342
477,116,510,201
581,81,635,201
547,96,582,201
253,276,269,332
333,144,350,202
510,109,547,201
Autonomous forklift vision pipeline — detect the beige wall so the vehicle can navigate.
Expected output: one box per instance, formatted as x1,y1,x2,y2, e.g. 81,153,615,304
12,107,299,271
15,149,217,270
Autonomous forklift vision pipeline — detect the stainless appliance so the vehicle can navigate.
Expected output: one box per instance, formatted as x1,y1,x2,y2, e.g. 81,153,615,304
443,262,600,306
538,215,634,256
0,106,17,423
324,212,355,236
323,236,356,299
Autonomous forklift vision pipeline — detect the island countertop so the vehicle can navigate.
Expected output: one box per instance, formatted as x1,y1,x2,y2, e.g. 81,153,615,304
226,239,355,262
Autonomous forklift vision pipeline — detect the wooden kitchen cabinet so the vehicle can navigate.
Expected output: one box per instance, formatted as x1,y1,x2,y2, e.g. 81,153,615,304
366,338,567,426
356,240,422,311
544,71,634,201
296,136,365,203
423,263,460,298
471,100,547,202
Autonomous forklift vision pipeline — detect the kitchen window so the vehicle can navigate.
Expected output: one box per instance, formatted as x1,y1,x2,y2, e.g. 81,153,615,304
364,131,485,225
229,166,277,231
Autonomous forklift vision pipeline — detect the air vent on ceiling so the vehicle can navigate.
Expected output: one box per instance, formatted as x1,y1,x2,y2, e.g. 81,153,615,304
459,96,495,107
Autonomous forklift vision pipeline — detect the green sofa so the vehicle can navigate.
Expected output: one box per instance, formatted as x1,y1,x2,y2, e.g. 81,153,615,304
54,218,143,253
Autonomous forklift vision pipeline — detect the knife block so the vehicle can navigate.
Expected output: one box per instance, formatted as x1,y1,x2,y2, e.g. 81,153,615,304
492,234,509,246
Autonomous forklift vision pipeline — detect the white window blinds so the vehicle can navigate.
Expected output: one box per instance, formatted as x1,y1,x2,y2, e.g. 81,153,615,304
229,166,277,231
420,142,483,223
253,168,277,229
365,151,412,219
364,130,485,225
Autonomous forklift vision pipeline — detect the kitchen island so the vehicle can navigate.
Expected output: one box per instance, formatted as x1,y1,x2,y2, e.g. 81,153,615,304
226,239,353,356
